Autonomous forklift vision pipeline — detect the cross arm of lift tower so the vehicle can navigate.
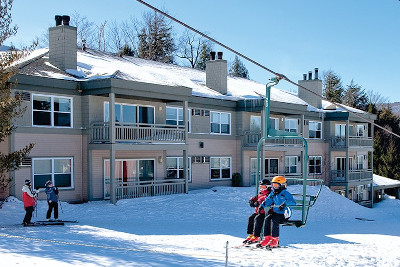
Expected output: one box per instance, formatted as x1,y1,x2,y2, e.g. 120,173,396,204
135,0,400,140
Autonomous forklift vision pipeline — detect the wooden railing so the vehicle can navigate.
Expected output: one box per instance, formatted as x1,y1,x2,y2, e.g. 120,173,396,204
90,122,186,144
114,178,186,200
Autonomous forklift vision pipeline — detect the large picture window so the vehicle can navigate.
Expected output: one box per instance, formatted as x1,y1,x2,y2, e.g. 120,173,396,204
32,94,72,127
166,157,191,182
33,158,73,189
309,156,322,174
104,102,154,124
166,106,191,132
210,157,231,180
211,111,231,134
309,121,322,139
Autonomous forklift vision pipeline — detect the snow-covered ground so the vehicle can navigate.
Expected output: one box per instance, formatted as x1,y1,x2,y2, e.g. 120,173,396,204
0,185,399,266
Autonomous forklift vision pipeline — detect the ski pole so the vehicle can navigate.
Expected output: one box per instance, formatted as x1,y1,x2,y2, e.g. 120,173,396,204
58,195,63,214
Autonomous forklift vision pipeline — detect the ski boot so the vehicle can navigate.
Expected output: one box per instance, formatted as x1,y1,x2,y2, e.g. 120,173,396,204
243,234,254,244
256,235,272,248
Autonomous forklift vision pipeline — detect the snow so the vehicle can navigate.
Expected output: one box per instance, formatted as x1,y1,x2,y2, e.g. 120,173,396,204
374,174,400,187
1,185,399,266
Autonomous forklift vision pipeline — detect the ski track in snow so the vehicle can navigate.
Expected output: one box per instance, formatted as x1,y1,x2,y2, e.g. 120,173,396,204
0,185,399,266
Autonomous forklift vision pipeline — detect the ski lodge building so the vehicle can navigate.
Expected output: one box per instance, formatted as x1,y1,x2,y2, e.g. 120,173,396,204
3,17,380,206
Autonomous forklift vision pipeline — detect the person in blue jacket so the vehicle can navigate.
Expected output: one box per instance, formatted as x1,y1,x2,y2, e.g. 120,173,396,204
258,176,295,248
45,180,59,221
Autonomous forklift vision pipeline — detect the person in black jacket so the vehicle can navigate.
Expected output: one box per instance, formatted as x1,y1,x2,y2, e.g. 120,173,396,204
44,180,59,221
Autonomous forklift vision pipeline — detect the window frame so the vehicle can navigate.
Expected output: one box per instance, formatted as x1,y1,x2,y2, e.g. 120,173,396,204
309,121,322,139
210,156,232,180
285,156,298,174
210,111,231,135
32,94,73,128
285,118,298,133
166,156,192,182
309,156,322,174
166,106,191,133
104,102,155,124
32,157,74,189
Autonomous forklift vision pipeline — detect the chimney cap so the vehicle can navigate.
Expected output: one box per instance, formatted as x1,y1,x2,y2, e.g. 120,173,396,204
217,52,223,60
210,51,216,60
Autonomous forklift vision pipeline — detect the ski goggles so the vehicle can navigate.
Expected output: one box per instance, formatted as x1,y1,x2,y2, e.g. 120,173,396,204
272,183,281,189
259,185,269,190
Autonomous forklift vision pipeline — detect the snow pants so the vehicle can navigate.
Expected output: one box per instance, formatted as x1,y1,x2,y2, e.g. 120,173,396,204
263,213,285,237
247,213,265,237
46,201,58,220
23,206,34,224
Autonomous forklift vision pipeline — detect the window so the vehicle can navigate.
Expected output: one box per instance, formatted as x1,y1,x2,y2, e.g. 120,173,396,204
356,125,365,137
285,118,298,133
285,156,298,173
250,116,261,132
270,118,279,130
357,155,364,170
104,103,154,124
211,111,231,134
309,156,322,174
32,94,72,127
33,158,73,189
265,158,279,175
335,124,346,138
166,157,191,182
166,107,191,132
210,157,231,179
309,121,322,139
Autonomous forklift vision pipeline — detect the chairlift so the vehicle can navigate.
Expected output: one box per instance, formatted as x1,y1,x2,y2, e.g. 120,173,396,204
255,77,324,227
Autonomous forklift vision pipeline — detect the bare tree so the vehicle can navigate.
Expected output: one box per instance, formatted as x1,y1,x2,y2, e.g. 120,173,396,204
71,11,96,48
96,20,107,52
367,89,389,109
120,17,138,54
107,20,124,53
176,29,211,68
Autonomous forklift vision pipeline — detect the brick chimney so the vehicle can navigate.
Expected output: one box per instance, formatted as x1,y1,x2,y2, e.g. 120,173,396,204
206,51,227,95
49,15,77,70
298,68,322,109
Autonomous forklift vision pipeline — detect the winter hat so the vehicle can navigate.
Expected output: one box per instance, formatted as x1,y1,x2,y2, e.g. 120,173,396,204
25,179,31,185
45,180,52,187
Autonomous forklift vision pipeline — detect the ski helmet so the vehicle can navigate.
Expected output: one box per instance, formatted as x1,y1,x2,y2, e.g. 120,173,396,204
24,179,31,185
271,176,287,190
45,180,52,187
259,179,271,186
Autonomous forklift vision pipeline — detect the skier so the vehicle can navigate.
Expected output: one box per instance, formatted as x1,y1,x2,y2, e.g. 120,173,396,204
22,179,38,226
243,179,272,244
258,176,295,248
44,180,59,221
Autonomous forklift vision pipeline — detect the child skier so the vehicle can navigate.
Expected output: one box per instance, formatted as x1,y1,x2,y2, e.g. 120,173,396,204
22,179,38,226
258,176,295,248
45,180,59,221
243,179,272,244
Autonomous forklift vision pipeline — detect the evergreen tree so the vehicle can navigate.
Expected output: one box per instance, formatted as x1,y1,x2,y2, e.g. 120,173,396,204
343,79,368,111
119,44,134,57
137,11,175,63
0,0,35,195
195,42,212,70
229,55,249,79
323,70,344,103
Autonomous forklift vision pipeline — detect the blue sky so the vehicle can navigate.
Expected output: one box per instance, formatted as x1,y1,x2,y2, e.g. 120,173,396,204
6,0,400,102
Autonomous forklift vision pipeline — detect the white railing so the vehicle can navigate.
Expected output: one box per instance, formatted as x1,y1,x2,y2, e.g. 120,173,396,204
330,169,373,183
243,131,303,146
90,122,185,144
331,137,373,148
114,179,186,200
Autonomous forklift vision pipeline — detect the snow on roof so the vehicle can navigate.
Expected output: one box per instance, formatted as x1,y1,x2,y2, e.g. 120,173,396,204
15,48,310,106
322,99,366,114
373,174,400,187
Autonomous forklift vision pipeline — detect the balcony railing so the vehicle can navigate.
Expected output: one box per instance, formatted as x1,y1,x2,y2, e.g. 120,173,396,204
114,178,186,200
90,122,186,144
243,131,303,147
330,136,373,148
330,169,373,183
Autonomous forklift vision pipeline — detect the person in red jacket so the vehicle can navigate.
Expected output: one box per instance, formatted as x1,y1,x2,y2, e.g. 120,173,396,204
22,179,38,226
243,179,272,244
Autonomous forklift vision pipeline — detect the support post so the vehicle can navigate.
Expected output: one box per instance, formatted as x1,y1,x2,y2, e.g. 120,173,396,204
109,93,116,204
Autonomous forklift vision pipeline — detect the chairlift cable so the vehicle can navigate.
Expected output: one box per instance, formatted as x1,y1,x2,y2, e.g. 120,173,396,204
135,0,400,139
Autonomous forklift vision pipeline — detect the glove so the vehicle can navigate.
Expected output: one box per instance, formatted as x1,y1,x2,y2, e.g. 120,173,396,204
248,200,256,207
55,188,59,195
258,206,264,214
35,185,40,190
278,203,286,211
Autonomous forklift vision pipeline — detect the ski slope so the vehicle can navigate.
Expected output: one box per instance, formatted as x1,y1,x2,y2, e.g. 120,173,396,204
0,185,399,266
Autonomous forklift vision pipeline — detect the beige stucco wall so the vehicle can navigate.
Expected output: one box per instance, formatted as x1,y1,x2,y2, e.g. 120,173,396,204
12,133,85,202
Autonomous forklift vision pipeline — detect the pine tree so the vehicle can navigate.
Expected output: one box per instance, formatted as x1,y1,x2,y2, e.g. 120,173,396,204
229,55,249,79
343,79,368,111
323,70,344,103
137,11,175,63
0,0,35,196
195,43,212,70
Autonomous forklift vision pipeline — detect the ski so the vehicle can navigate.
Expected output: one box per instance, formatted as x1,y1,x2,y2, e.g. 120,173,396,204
36,220,78,223
24,221,65,227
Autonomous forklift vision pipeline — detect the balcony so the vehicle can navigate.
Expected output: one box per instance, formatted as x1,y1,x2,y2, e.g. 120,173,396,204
90,122,186,144
330,136,373,148
330,169,373,184
243,131,303,147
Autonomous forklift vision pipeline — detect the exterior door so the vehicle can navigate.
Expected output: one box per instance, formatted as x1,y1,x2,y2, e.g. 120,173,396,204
265,158,279,177
336,157,346,177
